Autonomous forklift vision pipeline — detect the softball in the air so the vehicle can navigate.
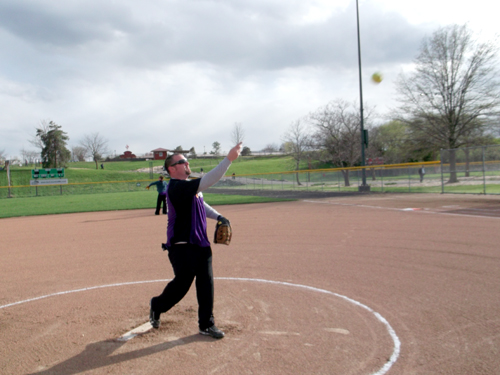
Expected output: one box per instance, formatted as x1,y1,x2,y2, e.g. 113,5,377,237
371,72,383,83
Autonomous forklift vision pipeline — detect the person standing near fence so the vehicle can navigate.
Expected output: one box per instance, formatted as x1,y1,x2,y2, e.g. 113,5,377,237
149,142,242,339
146,175,168,215
418,166,426,182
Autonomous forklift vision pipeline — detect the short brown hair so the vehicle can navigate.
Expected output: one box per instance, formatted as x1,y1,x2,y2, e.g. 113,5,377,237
164,153,180,172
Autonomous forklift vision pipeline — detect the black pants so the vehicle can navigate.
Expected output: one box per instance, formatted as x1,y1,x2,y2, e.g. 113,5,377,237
151,244,215,330
155,194,167,215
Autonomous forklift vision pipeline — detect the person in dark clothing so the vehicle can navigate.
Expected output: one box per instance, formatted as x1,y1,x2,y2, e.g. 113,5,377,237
147,175,168,215
418,167,426,182
149,143,242,339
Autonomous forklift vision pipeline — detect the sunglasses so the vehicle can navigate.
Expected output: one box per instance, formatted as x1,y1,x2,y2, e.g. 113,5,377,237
170,158,188,167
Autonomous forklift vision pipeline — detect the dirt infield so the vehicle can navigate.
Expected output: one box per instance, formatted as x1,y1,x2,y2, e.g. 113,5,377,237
1,193,499,374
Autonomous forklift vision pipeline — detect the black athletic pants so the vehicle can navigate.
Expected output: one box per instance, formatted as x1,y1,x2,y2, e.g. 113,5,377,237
151,244,215,330
155,193,167,215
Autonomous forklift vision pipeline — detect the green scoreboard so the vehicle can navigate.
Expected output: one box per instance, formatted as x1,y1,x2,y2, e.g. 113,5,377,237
32,168,65,179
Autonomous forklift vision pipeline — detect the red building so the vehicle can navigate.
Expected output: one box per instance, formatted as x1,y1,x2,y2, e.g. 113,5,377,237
151,148,169,160
119,150,137,159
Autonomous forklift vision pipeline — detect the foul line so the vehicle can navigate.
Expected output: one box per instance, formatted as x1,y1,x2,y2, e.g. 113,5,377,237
303,199,500,219
0,278,400,375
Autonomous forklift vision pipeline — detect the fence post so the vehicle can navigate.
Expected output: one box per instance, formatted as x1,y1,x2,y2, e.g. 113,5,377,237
440,149,444,194
482,146,486,194
381,168,384,192
6,160,12,198
408,167,411,192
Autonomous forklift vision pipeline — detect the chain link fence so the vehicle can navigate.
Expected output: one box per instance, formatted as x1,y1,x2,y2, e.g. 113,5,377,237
440,144,500,194
2,149,500,199
207,161,443,195
0,169,150,199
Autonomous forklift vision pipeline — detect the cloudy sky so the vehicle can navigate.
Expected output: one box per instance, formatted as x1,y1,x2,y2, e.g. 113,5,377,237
0,0,497,159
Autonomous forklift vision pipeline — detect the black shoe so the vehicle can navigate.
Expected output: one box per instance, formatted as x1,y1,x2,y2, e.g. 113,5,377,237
149,299,160,329
199,325,224,339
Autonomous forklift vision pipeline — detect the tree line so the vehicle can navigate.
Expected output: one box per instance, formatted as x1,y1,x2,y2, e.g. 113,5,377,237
26,120,110,170
282,24,500,185
24,121,247,170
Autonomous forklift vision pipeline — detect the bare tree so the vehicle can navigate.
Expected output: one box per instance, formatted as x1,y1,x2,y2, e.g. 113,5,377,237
230,122,245,145
71,146,87,162
395,24,500,182
308,99,373,186
0,149,6,162
80,133,109,169
20,148,40,165
29,120,50,151
282,119,311,185
262,143,279,153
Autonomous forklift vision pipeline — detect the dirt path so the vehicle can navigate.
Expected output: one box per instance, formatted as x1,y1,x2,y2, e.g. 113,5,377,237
1,194,499,374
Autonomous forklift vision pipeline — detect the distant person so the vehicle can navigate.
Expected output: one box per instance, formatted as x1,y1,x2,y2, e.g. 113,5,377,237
232,172,235,180
146,175,168,215
418,166,425,182
200,167,204,174
100,163,104,169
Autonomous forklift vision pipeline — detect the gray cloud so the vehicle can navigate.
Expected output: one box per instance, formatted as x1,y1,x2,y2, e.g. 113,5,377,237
0,1,134,47
1,0,426,72
0,0,474,159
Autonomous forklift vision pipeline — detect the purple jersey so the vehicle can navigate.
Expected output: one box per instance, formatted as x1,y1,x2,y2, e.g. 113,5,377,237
166,178,210,248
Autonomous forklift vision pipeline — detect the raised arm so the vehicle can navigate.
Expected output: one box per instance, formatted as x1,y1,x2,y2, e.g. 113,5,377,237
197,143,242,193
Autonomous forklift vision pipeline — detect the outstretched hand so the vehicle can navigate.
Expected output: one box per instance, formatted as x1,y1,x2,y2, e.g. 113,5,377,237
227,142,243,162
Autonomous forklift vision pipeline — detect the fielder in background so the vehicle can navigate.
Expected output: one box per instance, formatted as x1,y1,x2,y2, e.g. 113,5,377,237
146,175,168,215
418,166,426,183
149,142,242,339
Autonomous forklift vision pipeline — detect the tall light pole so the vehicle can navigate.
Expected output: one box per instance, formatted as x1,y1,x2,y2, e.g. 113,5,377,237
356,0,370,192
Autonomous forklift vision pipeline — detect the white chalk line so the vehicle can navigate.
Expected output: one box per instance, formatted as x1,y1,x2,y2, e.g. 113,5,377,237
117,322,153,342
0,278,400,375
303,199,500,219
0,280,167,310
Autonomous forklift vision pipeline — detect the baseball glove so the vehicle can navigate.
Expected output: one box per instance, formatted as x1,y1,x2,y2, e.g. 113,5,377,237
214,216,232,245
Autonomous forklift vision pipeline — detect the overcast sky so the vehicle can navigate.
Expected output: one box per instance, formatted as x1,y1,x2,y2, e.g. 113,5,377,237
0,0,497,159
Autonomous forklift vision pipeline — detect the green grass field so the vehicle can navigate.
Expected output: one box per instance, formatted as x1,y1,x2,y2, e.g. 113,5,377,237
0,191,292,219
2,156,499,216
0,156,310,199
66,155,302,176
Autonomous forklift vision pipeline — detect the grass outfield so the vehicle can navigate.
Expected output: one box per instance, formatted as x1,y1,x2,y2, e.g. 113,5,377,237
5,155,316,182
0,191,293,219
